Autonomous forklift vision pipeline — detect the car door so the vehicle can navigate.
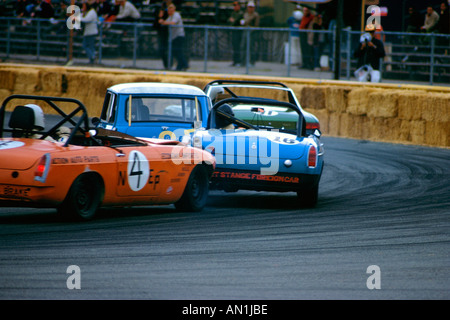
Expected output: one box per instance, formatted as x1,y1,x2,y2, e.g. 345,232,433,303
115,144,167,198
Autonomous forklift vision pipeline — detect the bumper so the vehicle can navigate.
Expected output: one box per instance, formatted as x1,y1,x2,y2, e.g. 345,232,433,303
0,184,60,208
210,168,322,192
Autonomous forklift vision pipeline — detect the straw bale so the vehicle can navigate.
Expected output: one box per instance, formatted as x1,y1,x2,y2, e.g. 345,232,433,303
368,117,402,142
325,86,352,113
299,86,326,110
327,112,341,136
0,89,12,110
347,88,380,116
397,92,427,121
339,113,369,139
409,120,426,145
13,68,39,94
367,90,400,118
37,69,66,95
420,93,450,123
0,69,16,91
425,121,450,147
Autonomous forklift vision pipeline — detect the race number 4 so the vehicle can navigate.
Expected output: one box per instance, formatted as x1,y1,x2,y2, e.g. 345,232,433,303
127,150,150,191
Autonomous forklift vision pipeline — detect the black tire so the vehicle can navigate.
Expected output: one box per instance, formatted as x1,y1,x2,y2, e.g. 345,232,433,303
175,165,209,212
297,184,319,208
58,173,103,221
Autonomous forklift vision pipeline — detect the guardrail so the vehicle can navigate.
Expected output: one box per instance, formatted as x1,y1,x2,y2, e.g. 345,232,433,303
1,17,449,85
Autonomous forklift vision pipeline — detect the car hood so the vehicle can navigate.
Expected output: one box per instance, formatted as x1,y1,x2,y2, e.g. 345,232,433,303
0,138,64,170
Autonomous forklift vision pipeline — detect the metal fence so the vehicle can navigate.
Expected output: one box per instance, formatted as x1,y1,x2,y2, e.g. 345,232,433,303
1,17,449,85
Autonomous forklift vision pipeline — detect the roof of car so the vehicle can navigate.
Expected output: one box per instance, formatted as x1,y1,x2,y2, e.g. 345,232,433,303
108,82,206,95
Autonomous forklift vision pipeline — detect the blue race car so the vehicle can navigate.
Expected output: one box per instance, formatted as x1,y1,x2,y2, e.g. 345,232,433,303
93,82,211,141
193,96,324,207
203,80,322,138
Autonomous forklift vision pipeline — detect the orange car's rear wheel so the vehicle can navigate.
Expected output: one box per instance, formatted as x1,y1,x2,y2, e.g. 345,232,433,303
175,165,209,212
58,173,103,221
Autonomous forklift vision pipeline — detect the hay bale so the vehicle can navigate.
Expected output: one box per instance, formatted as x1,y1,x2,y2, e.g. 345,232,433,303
0,69,16,91
397,92,427,121
347,88,380,116
339,113,369,139
368,117,402,142
37,69,66,95
425,121,450,147
13,68,39,93
367,90,399,118
421,93,450,123
327,111,341,136
325,86,352,113
299,86,326,110
0,89,12,110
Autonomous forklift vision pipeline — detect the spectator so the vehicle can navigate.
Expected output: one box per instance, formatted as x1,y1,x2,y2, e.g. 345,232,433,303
154,0,172,69
15,0,31,18
299,6,314,69
307,14,324,71
286,8,303,66
373,22,385,42
353,24,386,83
406,6,422,33
241,1,259,66
159,3,188,71
436,1,450,34
436,1,450,54
228,1,244,67
421,6,439,32
97,0,114,21
287,7,302,37
80,0,98,64
108,0,141,22
32,0,55,19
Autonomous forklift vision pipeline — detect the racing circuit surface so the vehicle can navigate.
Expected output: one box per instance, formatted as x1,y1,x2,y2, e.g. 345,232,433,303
0,136,449,300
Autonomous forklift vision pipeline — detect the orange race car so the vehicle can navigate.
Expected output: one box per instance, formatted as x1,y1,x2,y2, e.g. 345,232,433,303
0,95,215,221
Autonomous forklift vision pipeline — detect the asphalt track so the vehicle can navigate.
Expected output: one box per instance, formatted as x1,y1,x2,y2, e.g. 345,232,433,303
0,136,449,300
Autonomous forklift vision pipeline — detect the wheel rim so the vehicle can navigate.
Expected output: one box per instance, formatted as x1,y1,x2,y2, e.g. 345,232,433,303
74,176,96,218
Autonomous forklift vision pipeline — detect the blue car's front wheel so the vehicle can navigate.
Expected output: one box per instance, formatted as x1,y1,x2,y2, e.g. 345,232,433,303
175,165,209,212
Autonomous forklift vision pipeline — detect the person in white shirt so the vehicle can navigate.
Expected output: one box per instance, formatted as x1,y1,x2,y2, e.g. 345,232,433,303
113,0,141,22
159,3,188,71
80,0,98,64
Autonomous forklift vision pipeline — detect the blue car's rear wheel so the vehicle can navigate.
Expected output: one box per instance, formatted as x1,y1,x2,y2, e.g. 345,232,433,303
297,184,319,208
175,165,209,212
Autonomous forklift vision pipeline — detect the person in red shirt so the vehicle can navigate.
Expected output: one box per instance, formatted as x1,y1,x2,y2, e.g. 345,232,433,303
299,6,315,69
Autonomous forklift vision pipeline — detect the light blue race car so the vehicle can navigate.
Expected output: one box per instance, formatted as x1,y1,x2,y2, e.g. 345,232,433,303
193,95,324,207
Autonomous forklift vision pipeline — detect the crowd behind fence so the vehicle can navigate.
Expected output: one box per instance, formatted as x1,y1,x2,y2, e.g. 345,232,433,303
1,17,449,85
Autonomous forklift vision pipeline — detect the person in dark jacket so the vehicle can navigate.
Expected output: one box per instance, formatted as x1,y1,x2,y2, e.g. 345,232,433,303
228,1,244,67
436,2,450,54
353,24,386,82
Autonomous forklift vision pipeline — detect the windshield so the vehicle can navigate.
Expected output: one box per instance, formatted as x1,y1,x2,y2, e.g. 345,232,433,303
216,101,300,135
125,96,201,123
